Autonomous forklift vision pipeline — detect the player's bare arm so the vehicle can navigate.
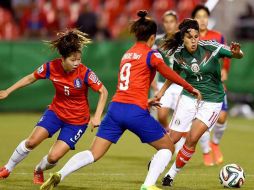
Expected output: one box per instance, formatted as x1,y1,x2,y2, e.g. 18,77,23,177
0,73,37,100
90,85,108,132
154,79,172,100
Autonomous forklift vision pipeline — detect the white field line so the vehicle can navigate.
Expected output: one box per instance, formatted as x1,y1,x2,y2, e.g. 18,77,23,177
14,172,254,177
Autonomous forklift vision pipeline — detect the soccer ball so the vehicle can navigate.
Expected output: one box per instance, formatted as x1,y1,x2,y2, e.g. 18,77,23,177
219,164,245,188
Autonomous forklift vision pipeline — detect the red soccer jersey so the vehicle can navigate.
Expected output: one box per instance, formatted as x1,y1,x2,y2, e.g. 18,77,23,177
200,30,231,72
33,58,102,125
112,42,193,109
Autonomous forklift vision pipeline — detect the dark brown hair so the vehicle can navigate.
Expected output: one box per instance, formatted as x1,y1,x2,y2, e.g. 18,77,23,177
47,29,91,58
161,18,199,56
130,10,157,41
191,4,210,18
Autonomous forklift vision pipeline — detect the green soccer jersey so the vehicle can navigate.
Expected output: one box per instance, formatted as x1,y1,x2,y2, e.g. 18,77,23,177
173,40,233,102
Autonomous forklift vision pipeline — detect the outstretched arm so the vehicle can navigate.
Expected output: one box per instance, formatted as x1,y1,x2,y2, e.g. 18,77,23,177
155,62,202,100
155,79,172,100
90,85,108,131
0,73,37,100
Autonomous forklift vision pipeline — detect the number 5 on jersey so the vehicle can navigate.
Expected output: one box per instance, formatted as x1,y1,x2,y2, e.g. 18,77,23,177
119,63,131,91
64,86,70,96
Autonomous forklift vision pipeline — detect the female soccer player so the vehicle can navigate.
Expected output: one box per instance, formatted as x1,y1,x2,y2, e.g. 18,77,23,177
192,4,231,166
152,10,182,130
40,11,201,190
0,29,108,185
157,18,243,186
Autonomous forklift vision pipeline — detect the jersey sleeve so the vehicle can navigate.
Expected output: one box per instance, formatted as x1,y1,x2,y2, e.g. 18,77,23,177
149,51,164,68
84,69,103,92
219,45,233,59
33,62,49,79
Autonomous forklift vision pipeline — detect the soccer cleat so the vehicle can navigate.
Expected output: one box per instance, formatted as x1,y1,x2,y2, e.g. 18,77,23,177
210,142,223,165
0,167,10,179
33,170,44,185
203,152,214,166
162,174,174,186
40,172,61,190
140,184,162,190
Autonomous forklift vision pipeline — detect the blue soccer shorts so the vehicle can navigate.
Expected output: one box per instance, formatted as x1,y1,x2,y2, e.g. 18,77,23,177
36,109,87,150
96,102,166,144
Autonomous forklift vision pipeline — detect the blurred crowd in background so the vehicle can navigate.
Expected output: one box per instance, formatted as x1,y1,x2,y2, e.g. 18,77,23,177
0,0,207,40
0,0,254,41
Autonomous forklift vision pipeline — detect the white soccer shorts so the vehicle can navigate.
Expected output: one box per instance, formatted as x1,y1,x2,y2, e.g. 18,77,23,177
169,95,223,132
157,82,183,110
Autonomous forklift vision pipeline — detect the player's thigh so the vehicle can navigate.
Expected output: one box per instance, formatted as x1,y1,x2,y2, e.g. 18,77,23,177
217,95,228,123
90,136,113,161
217,110,227,124
96,104,125,144
196,101,223,131
185,119,209,148
170,95,196,133
126,107,166,144
35,109,63,138
26,109,62,148
26,126,50,149
58,123,87,150
149,133,174,152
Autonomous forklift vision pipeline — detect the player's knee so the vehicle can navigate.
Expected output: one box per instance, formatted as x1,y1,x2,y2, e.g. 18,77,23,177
169,143,175,153
161,138,175,153
185,135,199,149
25,139,38,150
217,116,227,124
47,153,60,164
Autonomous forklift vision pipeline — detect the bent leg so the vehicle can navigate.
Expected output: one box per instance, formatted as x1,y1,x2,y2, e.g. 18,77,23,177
165,119,208,183
4,126,48,173
35,140,70,173
56,137,112,181
143,134,174,187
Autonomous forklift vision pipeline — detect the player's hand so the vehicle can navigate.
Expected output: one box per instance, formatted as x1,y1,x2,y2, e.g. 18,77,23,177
221,68,228,82
148,97,162,109
0,90,9,99
230,42,241,55
89,117,101,132
192,88,202,101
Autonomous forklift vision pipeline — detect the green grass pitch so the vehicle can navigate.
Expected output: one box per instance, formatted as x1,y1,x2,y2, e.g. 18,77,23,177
0,113,253,189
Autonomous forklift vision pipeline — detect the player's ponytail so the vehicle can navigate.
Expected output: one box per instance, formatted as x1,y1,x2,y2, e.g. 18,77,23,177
47,29,91,58
162,18,199,56
130,10,157,41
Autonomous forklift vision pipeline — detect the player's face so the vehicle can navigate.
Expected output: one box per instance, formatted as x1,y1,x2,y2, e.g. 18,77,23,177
194,9,209,31
163,15,178,35
183,29,199,53
62,52,82,72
